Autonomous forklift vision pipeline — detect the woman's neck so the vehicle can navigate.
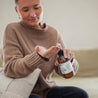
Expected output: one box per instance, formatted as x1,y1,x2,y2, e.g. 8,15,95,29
19,21,47,31
21,21,41,29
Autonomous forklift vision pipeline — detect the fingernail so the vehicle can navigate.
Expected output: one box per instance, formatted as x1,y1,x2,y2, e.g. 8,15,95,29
58,44,61,48
65,56,67,58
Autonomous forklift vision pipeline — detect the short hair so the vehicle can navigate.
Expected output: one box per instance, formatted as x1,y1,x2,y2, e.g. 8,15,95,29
15,0,18,5
15,0,19,7
15,0,43,7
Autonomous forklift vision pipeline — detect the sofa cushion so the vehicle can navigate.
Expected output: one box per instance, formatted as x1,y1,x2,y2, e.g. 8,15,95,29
0,67,41,98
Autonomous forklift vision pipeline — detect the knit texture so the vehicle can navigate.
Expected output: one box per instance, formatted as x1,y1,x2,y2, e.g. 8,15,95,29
3,21,79,98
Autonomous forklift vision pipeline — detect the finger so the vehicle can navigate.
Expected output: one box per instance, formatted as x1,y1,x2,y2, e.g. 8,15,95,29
47,46,55,52
55,46,60,52
56,43,62,49
35,45,40,52
66,49,71,58
63,48,67,58
69,53,74,60
52,46,60,53
43,46,59,58
55,61,59,66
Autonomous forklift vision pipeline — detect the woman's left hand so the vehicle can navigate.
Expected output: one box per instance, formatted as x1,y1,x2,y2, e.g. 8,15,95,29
55,47,74,66
63,48,74,62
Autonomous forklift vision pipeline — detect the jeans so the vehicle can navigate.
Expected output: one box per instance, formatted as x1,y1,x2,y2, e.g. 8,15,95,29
29,86,89,98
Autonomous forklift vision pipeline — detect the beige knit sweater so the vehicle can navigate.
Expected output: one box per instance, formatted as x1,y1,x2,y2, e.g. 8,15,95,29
3,21,79,98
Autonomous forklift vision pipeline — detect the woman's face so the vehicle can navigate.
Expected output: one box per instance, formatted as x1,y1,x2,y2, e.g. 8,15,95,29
15,0,43,27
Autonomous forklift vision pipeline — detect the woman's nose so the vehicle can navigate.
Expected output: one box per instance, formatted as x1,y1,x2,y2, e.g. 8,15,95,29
30,9,36,17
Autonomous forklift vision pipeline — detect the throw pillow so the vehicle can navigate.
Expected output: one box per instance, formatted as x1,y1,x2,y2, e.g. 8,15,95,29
0,67,41,98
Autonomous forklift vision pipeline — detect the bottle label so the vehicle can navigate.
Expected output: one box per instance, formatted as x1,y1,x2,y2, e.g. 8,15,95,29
59,60,73,74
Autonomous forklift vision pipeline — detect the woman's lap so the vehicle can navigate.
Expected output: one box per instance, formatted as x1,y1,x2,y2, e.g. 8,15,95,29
29,86,89,98
46,86,89,98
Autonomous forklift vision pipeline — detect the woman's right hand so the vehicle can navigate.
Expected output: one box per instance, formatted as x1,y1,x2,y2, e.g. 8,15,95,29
35,43,62,59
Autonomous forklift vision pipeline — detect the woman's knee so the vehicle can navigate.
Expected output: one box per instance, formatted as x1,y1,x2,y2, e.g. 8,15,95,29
72,87,89,98
46,86,89,98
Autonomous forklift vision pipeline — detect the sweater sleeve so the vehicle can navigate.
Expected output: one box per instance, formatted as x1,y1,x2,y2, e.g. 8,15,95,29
3,24,46,78
54,33,79,77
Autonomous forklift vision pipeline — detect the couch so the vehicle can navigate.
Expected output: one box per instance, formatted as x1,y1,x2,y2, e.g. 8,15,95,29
0,48,98,98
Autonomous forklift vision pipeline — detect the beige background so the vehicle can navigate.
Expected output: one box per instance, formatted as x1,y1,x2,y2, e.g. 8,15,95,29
0,0,98,49
0,1,98,97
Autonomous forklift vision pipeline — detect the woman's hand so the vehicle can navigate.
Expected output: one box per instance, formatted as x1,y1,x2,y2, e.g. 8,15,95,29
63,48,74,61
55,48,74,66
35,43,61,59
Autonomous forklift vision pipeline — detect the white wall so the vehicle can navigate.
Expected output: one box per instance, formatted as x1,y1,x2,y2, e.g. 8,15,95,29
0,0,98,49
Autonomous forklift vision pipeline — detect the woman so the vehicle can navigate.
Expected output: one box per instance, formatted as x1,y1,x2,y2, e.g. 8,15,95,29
3,0,89,98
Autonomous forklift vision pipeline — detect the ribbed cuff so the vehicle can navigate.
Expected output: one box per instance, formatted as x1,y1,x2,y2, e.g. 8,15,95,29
24,51,46,68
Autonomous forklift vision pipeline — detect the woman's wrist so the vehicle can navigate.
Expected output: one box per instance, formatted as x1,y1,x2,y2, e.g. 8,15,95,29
37,52,49,61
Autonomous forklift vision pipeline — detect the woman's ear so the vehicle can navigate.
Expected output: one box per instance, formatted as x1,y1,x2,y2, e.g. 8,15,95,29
15,7,21,19
15,7,18,14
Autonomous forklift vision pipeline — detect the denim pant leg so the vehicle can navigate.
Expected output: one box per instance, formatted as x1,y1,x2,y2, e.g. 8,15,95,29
46,86,89,98
29,95,41,98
